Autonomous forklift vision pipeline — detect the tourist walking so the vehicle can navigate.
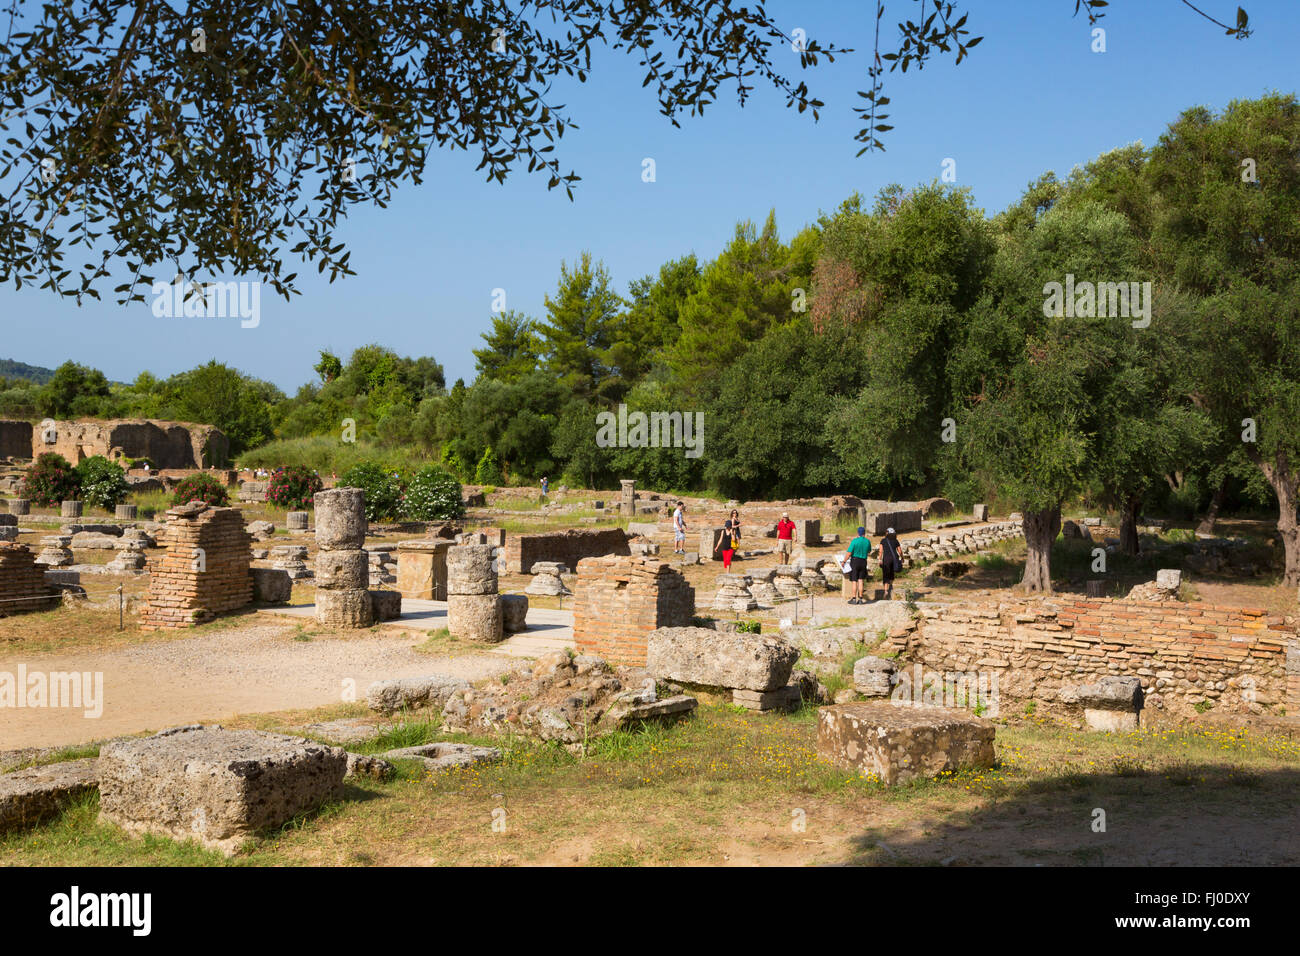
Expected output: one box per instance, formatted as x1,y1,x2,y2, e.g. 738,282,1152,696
776,511,795,562
844,526,873,604
541,476,549,497
673,501,687,554
879,527,902,600
715,518,737,571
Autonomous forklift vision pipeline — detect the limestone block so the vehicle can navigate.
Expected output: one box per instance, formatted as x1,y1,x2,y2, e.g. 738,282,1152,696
314,588,373,628
447,592,503,642
646,626,799,691
285,511,309,531
446,543,497,595
817,701,996,786
313,488,366,549
314,549,369,590
500,593,529,632
366,674,470,714
853,656,897,697
0,758,98,834
369,589,402,621
251,567,292,603
97,726,346,855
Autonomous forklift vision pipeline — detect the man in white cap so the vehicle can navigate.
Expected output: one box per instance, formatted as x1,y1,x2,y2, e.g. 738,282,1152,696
879,527,902,600
776,511,795,562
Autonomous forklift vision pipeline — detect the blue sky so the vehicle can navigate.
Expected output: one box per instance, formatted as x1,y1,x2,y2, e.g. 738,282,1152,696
3,0,1297,391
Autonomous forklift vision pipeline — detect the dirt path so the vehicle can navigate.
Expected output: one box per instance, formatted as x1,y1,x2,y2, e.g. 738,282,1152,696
0,622,513,750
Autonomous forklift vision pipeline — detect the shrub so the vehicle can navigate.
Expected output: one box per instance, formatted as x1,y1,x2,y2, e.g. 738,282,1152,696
474,447,503,485
172,472,231,506
403,464,464,520
75,456,130,510
338,461,405,521
266,465,324,510
21,452,80,505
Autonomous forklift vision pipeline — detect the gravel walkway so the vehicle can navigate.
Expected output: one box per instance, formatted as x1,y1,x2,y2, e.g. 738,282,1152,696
0,622,513,751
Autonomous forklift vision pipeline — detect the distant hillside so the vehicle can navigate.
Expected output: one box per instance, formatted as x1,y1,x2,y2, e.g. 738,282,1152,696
0,359,56,384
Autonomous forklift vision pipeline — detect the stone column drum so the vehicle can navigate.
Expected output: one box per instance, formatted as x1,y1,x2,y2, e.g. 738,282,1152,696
446,543,502,643
313,487,372,628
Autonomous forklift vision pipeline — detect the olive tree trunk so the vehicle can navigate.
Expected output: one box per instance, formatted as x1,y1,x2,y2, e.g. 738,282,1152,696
1021,505,1061,593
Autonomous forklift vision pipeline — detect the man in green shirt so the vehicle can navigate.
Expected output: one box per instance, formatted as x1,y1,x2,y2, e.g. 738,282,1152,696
844,527,874,604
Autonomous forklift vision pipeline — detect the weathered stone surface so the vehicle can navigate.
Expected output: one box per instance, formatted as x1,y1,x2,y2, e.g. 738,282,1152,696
0,758,98,833
314,588,373,628
115,504,138,520
366,674,471,714
285,511,309,531
60,500,83,518
972,503,989,522
817,701,996,786
1155,568,1182,591
313,488,366,549
345,753,395,780
251,567,292,603
446,544,497,594
732,684,802,712
246,519,275,539
853,656,897,697
381,742,501,771
301,717,382,744
447,592,503,643
500,593,529,632
396,539,450,600
646,626,799,692
314,549,369,589
97,726,346,855
525,568,570,596
8,499,30,515
369,589,402,621
604,693,698,726
1060,674,1143,733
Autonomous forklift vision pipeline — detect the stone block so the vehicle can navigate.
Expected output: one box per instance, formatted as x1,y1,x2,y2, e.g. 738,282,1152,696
8,499,29,515
314,549,369,590
732,684,802,712
369,589,402,621
380,742,501,772
1156,568,1182,591
285,511,309,531
446,544,497,595
447,592,503,642
1061,675,1143,732
97,726,347,855
366,674,470,714
972,504,989,521
114,504,138,520
500,593,529,632
0,758,98,834
794,518,821,545
817,701,996,786
646,626,799,692
60,500,83,518
313,488,366,549
396,539,450,600
314,588,373,628
251,567,292,603
853,656,897,697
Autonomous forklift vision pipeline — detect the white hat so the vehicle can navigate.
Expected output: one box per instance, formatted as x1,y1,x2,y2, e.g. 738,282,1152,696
886,527,895,534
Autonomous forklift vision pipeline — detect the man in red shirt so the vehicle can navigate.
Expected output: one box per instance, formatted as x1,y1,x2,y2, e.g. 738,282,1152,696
776,512,795,563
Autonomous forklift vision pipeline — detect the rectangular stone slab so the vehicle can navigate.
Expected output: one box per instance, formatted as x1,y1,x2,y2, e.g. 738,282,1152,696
0,758,98,833
97,726,346,855
817,701,995,786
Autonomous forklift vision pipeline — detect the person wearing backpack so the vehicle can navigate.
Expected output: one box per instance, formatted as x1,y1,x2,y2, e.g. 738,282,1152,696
714,519,737,571
843,526,873,604
879,527,902,600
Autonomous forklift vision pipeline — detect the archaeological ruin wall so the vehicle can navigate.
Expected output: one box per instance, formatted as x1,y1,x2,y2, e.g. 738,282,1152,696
572,555,694,666
139,503,252,629
885,598,1298,718
506,528,630,575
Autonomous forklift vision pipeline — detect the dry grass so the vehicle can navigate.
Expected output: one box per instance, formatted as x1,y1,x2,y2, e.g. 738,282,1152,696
4,702,1299,866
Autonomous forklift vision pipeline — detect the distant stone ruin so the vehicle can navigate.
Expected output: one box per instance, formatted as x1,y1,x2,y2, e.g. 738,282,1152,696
0,418,228,468
139,503,252,629
505,527,630,575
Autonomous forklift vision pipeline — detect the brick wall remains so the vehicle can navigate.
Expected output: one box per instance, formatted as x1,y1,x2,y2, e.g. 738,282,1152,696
572,555,695,666
507,528,630,574
0,542,55,614
884,598,1298,718
140,503,252,629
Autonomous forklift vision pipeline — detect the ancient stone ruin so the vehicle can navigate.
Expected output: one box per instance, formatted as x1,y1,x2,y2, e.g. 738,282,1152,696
446,543,502,642
396,539,450,599
139,503,252,629
0,417,228,467
0,542,56,614
314,488,374,628
505,527,630,574
817,701,996,786
572,555,694,666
